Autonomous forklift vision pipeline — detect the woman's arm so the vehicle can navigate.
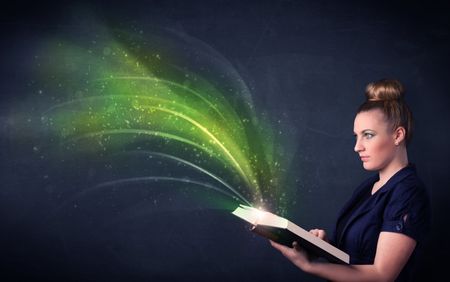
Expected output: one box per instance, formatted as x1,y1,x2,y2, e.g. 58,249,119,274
270,231,416,282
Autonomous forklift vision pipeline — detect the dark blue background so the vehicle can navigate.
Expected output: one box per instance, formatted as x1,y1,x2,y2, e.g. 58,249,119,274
1,1,449,281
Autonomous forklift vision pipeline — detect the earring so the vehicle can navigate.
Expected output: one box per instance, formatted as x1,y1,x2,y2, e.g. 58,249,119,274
395,142,399,146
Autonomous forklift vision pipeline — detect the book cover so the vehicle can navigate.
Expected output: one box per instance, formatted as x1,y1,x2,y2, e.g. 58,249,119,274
232,205,350,264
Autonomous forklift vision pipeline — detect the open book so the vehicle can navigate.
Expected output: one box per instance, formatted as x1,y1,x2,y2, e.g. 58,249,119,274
232,205,349,264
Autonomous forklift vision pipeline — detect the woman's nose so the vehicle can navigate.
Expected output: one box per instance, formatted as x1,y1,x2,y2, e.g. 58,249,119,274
354,139,364,152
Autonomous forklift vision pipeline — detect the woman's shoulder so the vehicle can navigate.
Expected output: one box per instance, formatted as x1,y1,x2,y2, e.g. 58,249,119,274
382,165,431,242
390,164,428,199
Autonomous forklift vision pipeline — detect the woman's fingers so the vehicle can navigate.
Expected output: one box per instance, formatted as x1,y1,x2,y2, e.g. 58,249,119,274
270,240,296,259
292,241,301,251
270,240,313,271
270,240,288,252
309,229,327,241
310,229,319,236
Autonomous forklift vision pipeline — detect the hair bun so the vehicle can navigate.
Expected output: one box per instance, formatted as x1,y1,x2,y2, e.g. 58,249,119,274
365,79,405,102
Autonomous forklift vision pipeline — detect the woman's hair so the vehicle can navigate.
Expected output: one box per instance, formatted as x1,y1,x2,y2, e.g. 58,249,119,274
357,79,414,146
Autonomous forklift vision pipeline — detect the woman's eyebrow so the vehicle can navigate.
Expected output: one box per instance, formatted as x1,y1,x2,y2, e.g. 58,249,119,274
353,129,375,134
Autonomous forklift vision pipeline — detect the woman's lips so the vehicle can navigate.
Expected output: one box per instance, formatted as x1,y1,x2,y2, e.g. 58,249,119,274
360,156,369,161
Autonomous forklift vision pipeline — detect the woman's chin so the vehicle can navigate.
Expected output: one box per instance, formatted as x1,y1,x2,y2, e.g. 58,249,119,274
362,162,377,171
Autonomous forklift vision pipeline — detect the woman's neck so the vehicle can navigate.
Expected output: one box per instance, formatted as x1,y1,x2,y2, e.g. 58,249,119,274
376,148,409,191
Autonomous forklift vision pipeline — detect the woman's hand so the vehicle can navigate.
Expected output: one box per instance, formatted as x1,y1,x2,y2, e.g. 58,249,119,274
269,240,312,272
309,229,328,242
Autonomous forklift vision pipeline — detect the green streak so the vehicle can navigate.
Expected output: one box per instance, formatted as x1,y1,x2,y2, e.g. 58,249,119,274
94,176,238,201
49,176,243,219
69,129,214,155
98,76,230,123
133,151,252,206
144,105,257,192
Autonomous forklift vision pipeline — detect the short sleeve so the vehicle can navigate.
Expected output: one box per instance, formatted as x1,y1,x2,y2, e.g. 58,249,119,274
381,182,431,242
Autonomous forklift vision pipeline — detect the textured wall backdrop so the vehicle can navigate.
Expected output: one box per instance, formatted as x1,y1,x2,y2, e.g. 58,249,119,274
1,1,449,281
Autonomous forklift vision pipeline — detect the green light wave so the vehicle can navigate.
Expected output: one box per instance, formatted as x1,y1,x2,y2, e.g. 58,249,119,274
34,26,292,212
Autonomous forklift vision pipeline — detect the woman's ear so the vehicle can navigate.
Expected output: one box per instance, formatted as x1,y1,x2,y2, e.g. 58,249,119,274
393,126,406,145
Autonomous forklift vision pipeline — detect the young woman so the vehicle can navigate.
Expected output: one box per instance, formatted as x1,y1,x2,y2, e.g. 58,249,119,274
271,79,431,281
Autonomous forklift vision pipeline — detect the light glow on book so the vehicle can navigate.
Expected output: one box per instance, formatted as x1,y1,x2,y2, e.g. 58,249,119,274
254,208,267,224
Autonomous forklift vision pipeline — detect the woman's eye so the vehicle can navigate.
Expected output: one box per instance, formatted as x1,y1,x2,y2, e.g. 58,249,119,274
365,133,374,139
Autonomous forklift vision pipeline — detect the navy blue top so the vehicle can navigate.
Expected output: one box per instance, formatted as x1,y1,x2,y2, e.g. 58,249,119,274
331,163,431,281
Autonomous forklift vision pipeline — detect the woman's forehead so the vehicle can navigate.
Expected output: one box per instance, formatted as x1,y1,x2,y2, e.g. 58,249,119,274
354,110,387,131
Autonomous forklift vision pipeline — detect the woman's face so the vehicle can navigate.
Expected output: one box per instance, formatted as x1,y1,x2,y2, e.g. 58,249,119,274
353,109,397,171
